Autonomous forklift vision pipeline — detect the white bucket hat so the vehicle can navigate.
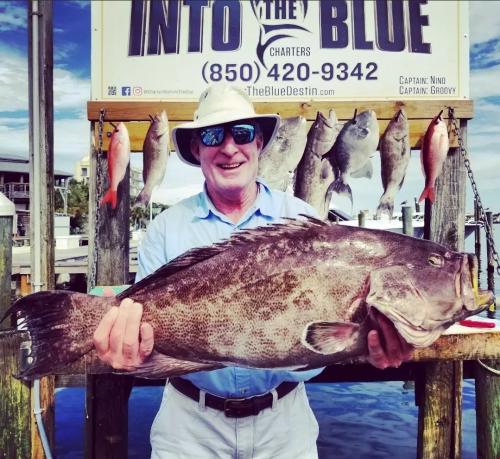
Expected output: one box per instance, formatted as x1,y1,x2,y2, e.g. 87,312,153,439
172,83,280,166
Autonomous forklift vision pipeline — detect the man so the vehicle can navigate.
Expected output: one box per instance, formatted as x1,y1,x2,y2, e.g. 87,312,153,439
93,83,413,458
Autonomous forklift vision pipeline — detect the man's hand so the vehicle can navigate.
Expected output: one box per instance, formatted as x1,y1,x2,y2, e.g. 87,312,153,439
367,310,413,369
93,298,154,370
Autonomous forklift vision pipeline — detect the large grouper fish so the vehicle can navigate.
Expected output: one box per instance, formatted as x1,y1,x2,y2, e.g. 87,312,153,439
4,218,492,380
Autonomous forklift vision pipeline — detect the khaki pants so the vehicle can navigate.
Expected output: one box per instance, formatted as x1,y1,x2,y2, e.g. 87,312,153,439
150,381,319,459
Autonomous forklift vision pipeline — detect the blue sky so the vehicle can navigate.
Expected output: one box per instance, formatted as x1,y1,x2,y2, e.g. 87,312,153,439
0,0,499,213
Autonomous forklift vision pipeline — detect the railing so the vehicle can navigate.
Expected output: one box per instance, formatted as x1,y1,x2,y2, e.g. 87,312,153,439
3,182,29,199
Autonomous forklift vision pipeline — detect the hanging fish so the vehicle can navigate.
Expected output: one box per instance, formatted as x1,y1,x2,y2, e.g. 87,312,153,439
418,111,449,203
329,110,379,206
136,111,170,206
258,116,308,191
100,122,130,209
294,110,340,219
375,109,410,219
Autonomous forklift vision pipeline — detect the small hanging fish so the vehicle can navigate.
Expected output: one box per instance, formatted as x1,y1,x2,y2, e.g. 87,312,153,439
100,122,130,209
418,111,449,203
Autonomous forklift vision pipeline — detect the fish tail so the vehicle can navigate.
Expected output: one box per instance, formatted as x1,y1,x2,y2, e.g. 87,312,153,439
330,178,353,205
418,186,435,203
100,189,118,209
3,290,117,379
135,188,151,207
375,195,394,219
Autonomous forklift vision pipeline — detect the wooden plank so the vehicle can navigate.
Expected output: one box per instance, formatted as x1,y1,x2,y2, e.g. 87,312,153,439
475,360,500,459
417,119,467,459
0,330,31,458
95,118,459,152
85,134,133,459
0,216,13,329
88,99,474,121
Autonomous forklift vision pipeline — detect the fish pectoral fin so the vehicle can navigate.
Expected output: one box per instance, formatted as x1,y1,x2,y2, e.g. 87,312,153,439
302,321,360,355
350,160,373,179
115,351,223,380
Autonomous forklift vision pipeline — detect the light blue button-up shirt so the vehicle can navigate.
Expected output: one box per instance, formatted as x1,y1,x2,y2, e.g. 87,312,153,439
136,179,324,397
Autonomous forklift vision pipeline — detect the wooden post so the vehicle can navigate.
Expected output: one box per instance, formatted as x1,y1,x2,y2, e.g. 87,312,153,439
475,359,500,459
402,205,413,236
358,210,366,227
0,194,14,329
475,211,500,458
474,200,481,287
86,126,133,459
417,118,467,459
485,211,496,318
0,330,31,458
28,1,55,457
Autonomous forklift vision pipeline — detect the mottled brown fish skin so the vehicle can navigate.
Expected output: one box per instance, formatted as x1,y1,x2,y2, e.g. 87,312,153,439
7,219,491,379
294,111,340,219
375,109,410,219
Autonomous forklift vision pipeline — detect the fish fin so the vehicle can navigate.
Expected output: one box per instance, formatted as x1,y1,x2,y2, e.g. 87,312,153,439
350,160,373,179
3,291,115,379
135,188,151,207
375,195,394,220
302,321,360,355
115,351,223,379
329,179,353,206
418,186,435,203
100,189,118,209
119,217,331,299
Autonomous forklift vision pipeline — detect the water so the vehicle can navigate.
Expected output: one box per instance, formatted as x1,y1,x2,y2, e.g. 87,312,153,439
55,225,499,458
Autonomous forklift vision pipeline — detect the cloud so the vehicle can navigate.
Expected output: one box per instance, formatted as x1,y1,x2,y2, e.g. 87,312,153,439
469,1,500,45
0,2,26,32
0,48,28,111
470,65,500,99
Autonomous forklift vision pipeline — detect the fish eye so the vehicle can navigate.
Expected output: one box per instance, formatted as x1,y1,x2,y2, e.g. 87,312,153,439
428,254,444,267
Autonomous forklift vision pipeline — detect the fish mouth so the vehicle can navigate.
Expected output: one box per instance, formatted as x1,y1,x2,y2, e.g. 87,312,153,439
368,306,442,348
460,253,494,316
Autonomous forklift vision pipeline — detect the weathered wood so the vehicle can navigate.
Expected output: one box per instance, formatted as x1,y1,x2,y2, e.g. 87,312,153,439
28,1,55,457
486,211,496,317
475,360,500,459
0,330,31,458
88,99,474,121
402,205,413,236
95,118,459,152
85,131,133,459
417,119,467,459
0,216,13,329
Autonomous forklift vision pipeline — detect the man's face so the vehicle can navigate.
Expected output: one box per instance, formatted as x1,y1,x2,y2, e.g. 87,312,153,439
191,122,263,196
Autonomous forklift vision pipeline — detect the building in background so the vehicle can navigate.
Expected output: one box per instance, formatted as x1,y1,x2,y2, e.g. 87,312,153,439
0,154,72,236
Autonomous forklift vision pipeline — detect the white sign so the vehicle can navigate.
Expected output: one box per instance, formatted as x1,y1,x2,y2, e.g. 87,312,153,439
91,0,469,101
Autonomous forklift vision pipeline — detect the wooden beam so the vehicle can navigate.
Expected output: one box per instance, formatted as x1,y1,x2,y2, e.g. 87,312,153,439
94,118,460,152
88,99,474,122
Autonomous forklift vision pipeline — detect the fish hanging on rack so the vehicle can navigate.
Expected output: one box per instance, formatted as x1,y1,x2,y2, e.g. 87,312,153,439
136,110,170,206
100,122,131,209
418,111,449,203
328,109,379,207
257,116,308,192
294,110,340,219
375,109,410,219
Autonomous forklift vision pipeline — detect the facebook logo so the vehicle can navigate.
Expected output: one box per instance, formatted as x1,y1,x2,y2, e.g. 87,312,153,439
121,86,131,96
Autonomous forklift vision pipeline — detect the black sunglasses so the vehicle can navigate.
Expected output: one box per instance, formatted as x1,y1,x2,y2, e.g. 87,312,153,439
199,123,256,147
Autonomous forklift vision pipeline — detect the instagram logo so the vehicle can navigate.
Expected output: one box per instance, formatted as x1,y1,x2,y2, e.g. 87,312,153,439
133,87,143,96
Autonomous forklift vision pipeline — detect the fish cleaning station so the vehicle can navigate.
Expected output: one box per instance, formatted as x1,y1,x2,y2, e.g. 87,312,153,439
1,1,500,458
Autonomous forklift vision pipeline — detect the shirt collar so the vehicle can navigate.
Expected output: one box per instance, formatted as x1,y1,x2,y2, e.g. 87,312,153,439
193,178,275,220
